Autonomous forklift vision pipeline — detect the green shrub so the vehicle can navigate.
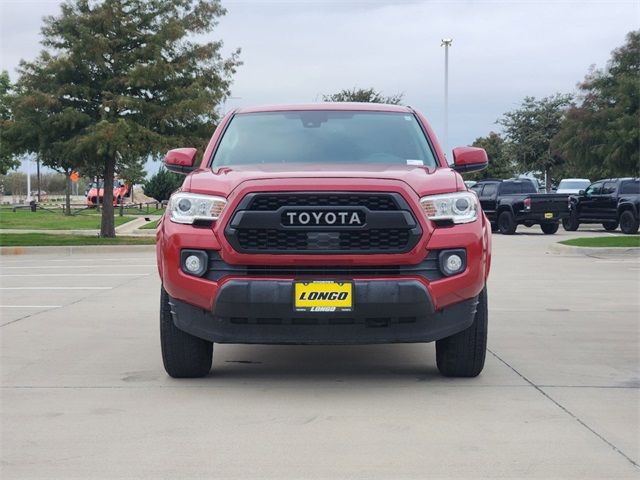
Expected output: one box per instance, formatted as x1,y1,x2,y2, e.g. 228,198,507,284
143,168,184,202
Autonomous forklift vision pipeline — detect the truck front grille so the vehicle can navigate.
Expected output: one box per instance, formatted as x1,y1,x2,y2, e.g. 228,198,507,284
248,193,398,211
235,228,411,252
225,192,421,254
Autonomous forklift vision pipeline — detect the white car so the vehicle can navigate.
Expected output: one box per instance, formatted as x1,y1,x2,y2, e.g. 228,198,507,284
556,178,591,194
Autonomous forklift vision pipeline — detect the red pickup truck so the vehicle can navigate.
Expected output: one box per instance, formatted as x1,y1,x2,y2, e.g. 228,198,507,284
156,103,491,378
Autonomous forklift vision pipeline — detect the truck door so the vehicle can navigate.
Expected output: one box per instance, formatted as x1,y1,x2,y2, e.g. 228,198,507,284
580,181,603,220
479,183,498,221
600,181,618,220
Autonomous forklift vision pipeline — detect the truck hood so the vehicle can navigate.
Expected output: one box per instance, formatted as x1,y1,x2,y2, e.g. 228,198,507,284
186,164,461,197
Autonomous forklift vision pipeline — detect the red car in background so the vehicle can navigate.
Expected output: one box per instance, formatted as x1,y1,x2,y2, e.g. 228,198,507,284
86,179,130,207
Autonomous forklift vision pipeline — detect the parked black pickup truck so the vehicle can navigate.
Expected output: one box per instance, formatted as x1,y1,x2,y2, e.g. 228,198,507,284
563,178,640,234
471,179,569,235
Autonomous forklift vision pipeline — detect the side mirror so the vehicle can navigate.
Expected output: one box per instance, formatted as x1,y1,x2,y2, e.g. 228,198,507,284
578,189,586,196
452,147,488,173
164,148,198,174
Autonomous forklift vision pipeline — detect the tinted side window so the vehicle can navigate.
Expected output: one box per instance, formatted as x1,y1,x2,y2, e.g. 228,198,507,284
499,182,521,195
585,182,603,195
520,181,537,194
621,181,640,194
602,182,617,195
480,184,497,197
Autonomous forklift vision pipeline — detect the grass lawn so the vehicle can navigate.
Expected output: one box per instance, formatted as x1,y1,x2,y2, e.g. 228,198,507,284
119,207,165,216
0,209,137,230
140,219,160,229
0,233,156,246
560,236,640,248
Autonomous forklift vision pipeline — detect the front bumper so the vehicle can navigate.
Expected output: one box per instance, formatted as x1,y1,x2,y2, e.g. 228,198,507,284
168,280,479,344
156,184,491,342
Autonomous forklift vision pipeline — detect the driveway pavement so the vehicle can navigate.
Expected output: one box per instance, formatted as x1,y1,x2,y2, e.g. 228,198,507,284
1,229,638,479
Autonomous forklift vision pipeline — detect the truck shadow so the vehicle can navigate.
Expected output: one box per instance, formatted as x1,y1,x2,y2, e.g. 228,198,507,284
202,343,443,382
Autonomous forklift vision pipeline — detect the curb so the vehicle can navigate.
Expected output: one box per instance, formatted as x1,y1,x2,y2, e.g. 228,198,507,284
0,245,156,256
547,242,640,257
0,229,101,236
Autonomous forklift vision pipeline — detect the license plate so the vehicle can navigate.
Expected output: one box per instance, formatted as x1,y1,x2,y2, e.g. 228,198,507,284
294,281,353,313
544,212,553,219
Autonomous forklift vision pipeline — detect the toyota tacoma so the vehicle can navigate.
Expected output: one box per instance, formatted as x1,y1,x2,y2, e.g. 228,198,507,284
470,178,569,234
156,103,491,378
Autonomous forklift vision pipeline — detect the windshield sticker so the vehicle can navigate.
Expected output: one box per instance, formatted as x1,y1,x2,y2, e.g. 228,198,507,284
406,159,424,166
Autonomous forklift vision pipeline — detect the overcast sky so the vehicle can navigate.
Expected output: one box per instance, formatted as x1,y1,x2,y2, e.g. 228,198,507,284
1,0,638,175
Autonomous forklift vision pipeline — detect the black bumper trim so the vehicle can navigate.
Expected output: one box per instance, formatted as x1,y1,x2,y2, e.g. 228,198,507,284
515,212,568,223
203,250,445,282
168,279,479,345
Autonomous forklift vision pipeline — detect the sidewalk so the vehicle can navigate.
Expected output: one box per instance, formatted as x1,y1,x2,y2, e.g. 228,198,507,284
0,215,160,237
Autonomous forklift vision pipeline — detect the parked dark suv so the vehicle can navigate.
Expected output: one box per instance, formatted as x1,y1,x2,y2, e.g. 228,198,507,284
563,178,640,234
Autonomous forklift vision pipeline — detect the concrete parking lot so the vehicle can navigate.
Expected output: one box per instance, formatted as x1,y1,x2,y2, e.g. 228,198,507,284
1,230,638,479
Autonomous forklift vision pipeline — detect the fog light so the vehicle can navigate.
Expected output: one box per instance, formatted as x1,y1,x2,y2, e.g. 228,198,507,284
446,254,463,272
184,255,202,273
438,249,467,277
180,249,207,277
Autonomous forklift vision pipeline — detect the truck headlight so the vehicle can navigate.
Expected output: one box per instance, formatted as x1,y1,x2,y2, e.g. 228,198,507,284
420,192,478,224
168,192,227,224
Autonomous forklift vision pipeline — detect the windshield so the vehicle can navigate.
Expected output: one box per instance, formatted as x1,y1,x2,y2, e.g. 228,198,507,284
211,111,437,167
558,180,590,190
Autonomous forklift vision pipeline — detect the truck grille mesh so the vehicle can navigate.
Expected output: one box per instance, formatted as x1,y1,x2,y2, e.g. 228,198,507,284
236,228,411,252
248,193,398,211
227,192,420,254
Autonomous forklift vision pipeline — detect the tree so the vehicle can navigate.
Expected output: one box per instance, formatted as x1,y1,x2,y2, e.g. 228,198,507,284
0,71,20,175
323,87,403,105
144,168,183,202
116,158,147,216
497,94,572,190
6,82,83,214
116,154,146,209
553,31,640,178
14,0,241,236
467,132,514,180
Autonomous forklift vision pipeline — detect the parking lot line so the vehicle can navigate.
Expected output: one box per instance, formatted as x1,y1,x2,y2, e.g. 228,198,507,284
0,273,149,277
0,305,62,308
0,264,156,269
0,286,112,290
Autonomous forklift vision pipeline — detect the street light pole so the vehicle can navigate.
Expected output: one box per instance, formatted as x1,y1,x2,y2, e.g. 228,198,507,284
26,156,31,202
441,38,453,158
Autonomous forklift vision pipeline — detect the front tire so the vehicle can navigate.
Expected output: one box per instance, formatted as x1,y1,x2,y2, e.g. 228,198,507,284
498,211,517,235
160,287,213,378
562,212,580,231
436,288,488,377
620,210,639,234
602,222,618,231
540,222,559,234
